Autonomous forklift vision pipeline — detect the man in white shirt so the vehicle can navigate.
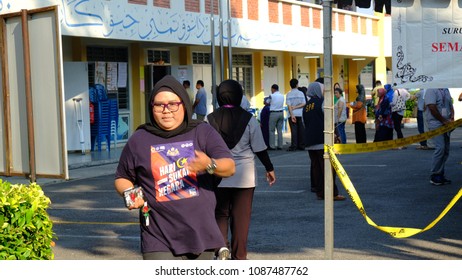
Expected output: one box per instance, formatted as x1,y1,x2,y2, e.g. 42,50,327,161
286,78,306,151
268,84,285,150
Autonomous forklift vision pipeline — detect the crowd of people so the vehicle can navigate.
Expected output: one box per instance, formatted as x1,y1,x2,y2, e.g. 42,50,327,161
114,74,458,260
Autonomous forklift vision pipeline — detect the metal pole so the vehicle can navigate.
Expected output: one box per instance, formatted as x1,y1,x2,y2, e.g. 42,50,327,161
322,0,334,260
227,0,232,78
210,0,217,110
21,9,36,183
73,98,85,155
219,0,224,82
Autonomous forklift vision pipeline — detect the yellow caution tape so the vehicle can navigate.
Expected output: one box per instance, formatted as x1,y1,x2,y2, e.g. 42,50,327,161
333,118,462,154
326,118,462,238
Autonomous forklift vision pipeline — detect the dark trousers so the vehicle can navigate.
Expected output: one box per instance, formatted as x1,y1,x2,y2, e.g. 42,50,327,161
392,112,404,139
308,149,339,199
354,122,367,143
417,110,427,146
143,250,214,260
374,126,394,142
288,116,305,149
215,187,255,260
375,0,391,14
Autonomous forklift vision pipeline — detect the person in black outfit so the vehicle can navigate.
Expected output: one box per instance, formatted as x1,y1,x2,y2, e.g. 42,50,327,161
303,81,345,201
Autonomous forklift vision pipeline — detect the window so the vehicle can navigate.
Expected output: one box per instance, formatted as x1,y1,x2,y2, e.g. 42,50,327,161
147,49,171,64
232,54,253,98
264,56,278,68
87,46,128,110
192,52,211,64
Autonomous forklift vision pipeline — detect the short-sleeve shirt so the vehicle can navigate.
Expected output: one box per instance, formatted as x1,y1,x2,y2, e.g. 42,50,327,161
186,87,195,105
424,88,453,130
335,96,347,123
286,88,306,117
415,89,425,111
269,91,285,111
115,123,232,255
194,87,207,116
218,116,267,189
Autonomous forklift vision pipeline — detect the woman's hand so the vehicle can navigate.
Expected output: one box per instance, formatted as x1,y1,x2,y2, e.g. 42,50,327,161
187,150,235,177
187,150,210,174
266,171,276,186
128,196,145,210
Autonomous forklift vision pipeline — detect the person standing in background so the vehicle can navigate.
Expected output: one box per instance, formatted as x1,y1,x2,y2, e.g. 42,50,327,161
413,89,433,150
425,88,454,186
333,82,342,104
286,78,306,151
390,87,410,149
193,80,207,121
334,88,347,144
303,81,345,201
182,80,195,106
259,97,271,147
371,80,383,107
348,84,367,143
373,88,394,142
268,84,285,150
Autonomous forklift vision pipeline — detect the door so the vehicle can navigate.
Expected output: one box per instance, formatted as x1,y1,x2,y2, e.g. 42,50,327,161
144,65,171,122
193,65,213,114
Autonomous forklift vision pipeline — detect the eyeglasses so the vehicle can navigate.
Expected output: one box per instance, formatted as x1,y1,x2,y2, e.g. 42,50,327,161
152,101,183,113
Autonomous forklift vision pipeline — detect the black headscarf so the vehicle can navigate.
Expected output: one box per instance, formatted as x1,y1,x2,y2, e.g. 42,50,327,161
356,84,366,103
207,79,252,149
137,75,202,138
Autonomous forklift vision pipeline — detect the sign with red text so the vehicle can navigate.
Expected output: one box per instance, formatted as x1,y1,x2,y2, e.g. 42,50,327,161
392,0,462,88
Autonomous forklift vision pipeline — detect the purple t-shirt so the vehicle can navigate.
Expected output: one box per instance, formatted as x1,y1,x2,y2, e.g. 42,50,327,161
115,123,232,255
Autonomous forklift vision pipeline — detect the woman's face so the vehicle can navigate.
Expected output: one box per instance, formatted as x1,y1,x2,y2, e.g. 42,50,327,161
152,91,185,131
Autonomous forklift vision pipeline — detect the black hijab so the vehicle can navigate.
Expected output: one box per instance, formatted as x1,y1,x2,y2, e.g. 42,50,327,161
137,75,202,138
207,79,252,149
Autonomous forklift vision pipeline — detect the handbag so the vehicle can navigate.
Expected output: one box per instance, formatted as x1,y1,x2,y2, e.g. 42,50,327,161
392,90,406,112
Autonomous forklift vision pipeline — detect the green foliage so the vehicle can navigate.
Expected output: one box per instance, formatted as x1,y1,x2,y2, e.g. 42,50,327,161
0,179,55,260
405,92,417,118
403,89,421,118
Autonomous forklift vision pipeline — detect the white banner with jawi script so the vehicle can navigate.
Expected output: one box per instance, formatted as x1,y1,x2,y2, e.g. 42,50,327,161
392,0,462,88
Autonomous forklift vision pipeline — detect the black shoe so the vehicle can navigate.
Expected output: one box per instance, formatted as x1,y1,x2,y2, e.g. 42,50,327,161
277,147,282,150
430,175,444,186
442,177,452,184
286,147,296,151
297,147,305,151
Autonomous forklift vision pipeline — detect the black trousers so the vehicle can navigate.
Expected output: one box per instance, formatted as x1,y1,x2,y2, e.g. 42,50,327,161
354,122,367,143
375,0,391,15
392,112,404,139
374,126,393,142
215,187,255,260
288,116,305,149
308,149,339,199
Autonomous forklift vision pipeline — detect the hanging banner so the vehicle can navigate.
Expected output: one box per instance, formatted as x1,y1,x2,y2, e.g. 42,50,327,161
392,0,462,88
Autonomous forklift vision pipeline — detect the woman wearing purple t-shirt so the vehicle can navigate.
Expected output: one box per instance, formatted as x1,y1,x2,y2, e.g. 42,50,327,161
114,75,235,260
